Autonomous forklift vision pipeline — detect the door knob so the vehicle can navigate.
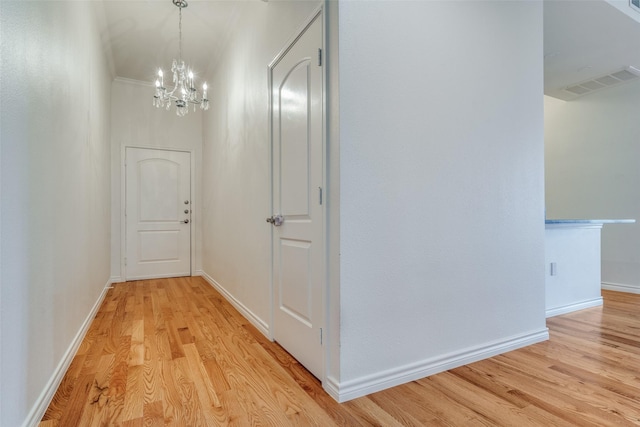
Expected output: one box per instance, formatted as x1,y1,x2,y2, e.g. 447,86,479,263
266,214,284,226
184,209,189,214
182,219,189,224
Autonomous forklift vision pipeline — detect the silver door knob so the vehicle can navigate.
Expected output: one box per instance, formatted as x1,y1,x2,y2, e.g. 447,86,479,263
266,214,284,226
183,219,189,224
184,200,190,204
184,209,189,214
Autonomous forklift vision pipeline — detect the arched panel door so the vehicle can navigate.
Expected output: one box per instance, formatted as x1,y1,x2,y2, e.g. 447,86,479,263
269,12,324,379
125,147,191,280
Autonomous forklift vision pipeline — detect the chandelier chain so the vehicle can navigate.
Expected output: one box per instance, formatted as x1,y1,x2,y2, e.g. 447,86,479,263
178,7,183,62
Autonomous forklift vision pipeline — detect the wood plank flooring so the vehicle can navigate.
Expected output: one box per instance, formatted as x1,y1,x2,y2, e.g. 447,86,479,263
41,278,640,426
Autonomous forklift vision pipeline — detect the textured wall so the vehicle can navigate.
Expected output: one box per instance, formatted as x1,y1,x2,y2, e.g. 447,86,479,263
0,2,112,425
337,0,546,390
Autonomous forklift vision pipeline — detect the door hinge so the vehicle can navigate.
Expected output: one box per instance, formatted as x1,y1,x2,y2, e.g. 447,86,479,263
320,327,323,345
319,187,323,205
318,48,322,66
124,257,127,266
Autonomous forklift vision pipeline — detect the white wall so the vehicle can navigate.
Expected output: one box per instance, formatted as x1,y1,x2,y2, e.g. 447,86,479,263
545,84,640,292
0,2,112,425
201,2,321,333
110,79,203,281
335,0,547,399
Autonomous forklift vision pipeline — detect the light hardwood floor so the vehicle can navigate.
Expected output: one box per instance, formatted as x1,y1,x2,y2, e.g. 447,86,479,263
40,277,640,426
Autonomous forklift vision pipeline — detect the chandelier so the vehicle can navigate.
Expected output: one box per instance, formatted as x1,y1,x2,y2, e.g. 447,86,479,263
153,0,209,116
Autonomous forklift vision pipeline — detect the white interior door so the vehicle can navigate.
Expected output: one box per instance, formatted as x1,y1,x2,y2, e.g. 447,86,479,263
125,147,191,280
270,13,324,379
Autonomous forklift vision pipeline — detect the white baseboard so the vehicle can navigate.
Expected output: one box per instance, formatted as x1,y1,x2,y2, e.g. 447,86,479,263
124,272,191,281
602,281,640,295
325,328,549,403
323,376,341,402
22,279,112,427
199,271,270,339
111,272,204,283
545,297,603,318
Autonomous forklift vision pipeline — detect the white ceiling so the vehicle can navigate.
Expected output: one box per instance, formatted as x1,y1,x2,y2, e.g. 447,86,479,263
99,0,640,100
99,0,250,84
544,0,640,100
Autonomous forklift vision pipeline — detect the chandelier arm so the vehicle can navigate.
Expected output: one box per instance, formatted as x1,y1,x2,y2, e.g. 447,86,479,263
165,84,178,98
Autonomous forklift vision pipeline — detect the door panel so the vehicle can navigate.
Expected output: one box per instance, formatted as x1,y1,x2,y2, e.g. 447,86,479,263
280,239,312,325
138,230,180,262
138,159,180,221
270,13,324,380
280,61,311,217
126,148,191,280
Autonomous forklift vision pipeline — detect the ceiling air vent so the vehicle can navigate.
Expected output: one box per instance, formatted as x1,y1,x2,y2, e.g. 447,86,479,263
564,66,640,98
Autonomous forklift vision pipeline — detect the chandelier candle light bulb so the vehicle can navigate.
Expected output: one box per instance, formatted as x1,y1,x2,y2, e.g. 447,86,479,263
152,0,209,116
